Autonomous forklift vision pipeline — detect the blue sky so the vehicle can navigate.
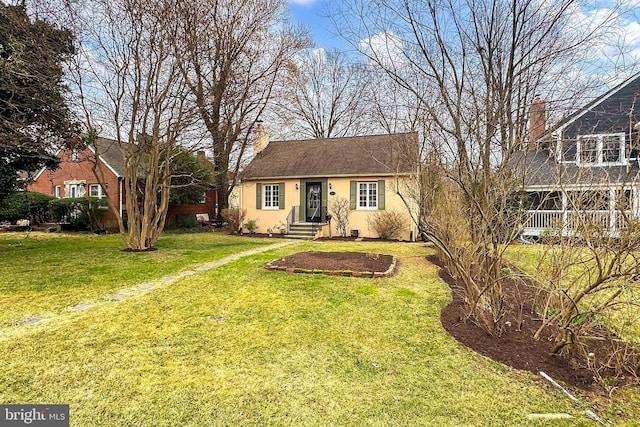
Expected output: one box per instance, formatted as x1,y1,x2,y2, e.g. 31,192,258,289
289,0,352,51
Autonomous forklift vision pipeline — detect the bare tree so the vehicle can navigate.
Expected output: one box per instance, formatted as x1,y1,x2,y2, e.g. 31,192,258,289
271,48,371,139
334,0,618,334
328,196,352,237
175,0,309,216
69,0,193,250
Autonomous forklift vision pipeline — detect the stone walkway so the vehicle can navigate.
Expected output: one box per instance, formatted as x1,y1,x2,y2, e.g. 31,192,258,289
3,240,298,337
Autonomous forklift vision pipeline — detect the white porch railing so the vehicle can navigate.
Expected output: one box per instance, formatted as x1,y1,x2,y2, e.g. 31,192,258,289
522,210,633,237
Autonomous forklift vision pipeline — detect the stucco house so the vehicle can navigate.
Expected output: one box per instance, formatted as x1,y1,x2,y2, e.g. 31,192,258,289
27,137,218,230
238,126,419,240
520,73,640,237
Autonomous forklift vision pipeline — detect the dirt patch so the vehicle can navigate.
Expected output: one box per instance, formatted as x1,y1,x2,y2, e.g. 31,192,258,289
268,251,395,275
431,255,635,393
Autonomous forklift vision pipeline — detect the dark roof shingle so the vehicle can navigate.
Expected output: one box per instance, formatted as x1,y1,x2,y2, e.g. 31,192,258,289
241,132,418,179
93,137,126,177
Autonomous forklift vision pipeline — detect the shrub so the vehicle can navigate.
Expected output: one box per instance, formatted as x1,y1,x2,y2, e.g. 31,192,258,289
221,208,246,233
368,210,408,240
243,219,257,233
175,214,197,229
328,197,352,237
0,191,54,224
49,197,107,231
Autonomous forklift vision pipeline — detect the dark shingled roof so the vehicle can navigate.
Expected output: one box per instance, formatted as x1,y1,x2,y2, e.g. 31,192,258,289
93,137,125,177
241,132,418,180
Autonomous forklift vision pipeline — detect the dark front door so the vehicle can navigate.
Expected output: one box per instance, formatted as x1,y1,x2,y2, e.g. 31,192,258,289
305,182,322,222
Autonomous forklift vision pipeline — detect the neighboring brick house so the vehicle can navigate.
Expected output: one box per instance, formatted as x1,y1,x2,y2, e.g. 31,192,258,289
27,137,124,229
520,73,640,237
239,126,419,240
27,138,218,230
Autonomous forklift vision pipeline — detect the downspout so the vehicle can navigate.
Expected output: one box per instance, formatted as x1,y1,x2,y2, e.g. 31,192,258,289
119,178,123,218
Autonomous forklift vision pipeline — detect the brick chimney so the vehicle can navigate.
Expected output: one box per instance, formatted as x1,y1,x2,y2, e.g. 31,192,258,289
528,95,546,150
254,122,269,157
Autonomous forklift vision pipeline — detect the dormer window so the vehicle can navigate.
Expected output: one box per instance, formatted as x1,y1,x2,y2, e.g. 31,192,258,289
577,133,625,165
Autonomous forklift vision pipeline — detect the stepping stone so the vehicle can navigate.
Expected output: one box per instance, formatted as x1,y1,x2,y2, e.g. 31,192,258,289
206,316,225,323
135,283,156,290
106,293,129,301
179,270,196,277
19,316,45,325
160,276,177,282
71,303,96,311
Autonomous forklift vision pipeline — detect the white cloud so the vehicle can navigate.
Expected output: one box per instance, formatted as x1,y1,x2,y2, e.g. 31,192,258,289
359,31,405,70
289,0,319,6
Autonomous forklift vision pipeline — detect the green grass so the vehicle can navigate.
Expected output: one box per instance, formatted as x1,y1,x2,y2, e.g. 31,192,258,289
0,235,638,425
0,231,273,327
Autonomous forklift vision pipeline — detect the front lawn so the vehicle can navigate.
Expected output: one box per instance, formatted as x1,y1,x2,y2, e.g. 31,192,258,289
0,235,638,425
0,231,272,327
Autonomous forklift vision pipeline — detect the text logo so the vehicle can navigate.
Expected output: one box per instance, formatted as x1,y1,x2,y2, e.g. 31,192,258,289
0,405,69,427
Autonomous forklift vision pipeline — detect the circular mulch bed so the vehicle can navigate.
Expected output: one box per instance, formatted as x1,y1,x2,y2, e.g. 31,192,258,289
266,251,396,277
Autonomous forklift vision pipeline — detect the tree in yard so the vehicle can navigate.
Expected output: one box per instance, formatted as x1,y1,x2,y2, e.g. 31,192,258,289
334,0,620,335
69,0,193,250
0,3,78,203
175,0,309,218
165,148,215,206
270,48,371,139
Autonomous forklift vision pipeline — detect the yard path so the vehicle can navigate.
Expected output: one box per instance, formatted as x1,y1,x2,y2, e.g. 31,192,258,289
0,239,299,341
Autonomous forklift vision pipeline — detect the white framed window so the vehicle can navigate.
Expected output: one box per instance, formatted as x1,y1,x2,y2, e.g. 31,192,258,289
577,133,625,165
358,182,378,209
55,185,61,199
263,184,279,209
64,180,86,198
89,184,104,198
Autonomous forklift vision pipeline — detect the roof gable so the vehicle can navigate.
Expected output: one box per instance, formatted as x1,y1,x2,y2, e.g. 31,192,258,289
90,137,125,177
241,132,418,180
552,73,640,138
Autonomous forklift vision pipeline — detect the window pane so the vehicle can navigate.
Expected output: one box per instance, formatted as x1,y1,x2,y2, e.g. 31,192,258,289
264,184,278,208
267,185,273,207
359,183,367,207
369,183,377,207
603,136,621,163
580,138,597,163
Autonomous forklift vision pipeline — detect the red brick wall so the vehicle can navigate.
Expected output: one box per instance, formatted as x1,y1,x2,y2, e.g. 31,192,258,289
27,147,122,229
166,188,218,226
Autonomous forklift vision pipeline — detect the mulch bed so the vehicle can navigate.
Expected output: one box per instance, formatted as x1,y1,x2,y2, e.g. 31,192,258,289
267,251,396,277
430,254,635,394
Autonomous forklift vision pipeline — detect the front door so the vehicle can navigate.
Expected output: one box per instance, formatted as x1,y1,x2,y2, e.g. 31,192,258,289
305,182,322,222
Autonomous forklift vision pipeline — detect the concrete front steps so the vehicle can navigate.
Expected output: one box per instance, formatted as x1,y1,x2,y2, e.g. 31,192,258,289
286,223,325,240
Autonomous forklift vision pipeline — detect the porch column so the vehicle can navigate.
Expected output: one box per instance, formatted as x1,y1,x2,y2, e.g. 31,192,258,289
610,188,617,230
562,191,568,235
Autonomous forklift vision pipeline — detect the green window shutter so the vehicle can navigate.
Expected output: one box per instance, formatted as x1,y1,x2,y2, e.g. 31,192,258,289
350,180,357,210
321,179,328,220
256,183,262,210
278,182,285,210
299,180,306,220
377,180,385,210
